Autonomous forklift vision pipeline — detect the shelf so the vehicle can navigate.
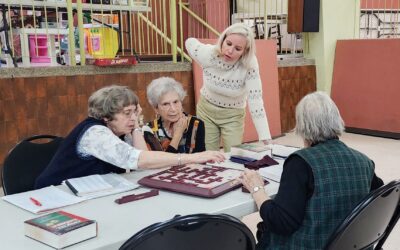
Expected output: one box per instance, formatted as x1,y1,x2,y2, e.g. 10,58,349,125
0,0,151,12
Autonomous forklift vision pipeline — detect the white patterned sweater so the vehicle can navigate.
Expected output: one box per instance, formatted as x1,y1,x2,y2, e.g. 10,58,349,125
185,38,271,140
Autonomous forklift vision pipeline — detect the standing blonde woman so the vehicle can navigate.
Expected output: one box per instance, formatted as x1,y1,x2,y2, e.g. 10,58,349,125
185,22,272,152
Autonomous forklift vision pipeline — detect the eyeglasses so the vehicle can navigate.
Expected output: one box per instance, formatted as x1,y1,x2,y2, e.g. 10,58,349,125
158,100,182,110
120,107,139,117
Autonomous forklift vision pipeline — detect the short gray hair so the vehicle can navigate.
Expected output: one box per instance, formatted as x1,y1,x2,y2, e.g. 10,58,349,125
295,91,345,144
215,22,256,68
88,85,139,120
146,77,187,108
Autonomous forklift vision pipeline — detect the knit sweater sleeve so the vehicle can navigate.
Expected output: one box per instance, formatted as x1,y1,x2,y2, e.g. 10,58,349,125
185,37,215,68
244,58,272,140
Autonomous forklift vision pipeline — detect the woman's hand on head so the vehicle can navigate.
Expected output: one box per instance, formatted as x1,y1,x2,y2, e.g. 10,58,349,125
172,114,188,135
190,151,225,164
132,104,143,129
135,104,142,117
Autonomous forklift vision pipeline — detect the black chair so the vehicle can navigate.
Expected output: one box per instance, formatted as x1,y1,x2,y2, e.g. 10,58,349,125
119,213,256,250
1,135,63,195
324,180,400,250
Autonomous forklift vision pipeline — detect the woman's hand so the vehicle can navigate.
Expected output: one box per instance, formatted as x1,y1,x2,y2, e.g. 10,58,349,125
172,114,188,136
133,104,143,129
240,169,265,192
188,151,226,164
240,169,270,209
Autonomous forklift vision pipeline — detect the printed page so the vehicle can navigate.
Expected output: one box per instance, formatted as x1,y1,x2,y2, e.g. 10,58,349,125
2,186,85,214
66,174,114,196
67,173,139,200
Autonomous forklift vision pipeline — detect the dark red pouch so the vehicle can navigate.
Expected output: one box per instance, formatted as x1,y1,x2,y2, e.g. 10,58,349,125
244,155,279,170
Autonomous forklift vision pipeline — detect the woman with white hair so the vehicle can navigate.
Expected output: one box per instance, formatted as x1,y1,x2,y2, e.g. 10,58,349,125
240,91,383,250
185,22,272,152
143,77,205,153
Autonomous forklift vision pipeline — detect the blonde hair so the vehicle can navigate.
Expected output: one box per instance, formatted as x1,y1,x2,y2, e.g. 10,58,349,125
215,22,256,67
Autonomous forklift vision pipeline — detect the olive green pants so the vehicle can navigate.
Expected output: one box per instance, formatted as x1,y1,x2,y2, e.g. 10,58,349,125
196,96,245,152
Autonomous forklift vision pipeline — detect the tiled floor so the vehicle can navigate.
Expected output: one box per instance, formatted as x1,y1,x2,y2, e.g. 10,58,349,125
242,132,400,249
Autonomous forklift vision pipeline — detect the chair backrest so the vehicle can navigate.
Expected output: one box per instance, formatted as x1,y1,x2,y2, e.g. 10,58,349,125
1,135,63,195
119,213,256,250
324,180,400,250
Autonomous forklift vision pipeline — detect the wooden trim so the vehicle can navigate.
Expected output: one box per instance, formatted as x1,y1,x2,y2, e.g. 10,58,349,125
288,0,304,33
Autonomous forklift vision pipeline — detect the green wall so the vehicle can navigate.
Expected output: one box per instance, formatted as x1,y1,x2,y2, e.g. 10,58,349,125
304,0,360,93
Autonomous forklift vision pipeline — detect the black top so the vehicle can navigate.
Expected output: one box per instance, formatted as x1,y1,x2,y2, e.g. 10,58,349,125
258,155,384,235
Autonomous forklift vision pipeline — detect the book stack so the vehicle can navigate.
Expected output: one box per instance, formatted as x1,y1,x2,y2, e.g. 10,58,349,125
230,143,271,160
232,143,271,153
24,211,97,249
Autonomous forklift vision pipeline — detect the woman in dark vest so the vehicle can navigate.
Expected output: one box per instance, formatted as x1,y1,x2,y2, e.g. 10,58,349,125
35,85,224,189
240,91,383,250
143,77,205,154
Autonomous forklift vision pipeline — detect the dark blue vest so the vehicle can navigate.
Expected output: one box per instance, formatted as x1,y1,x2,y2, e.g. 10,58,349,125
35,117,125,189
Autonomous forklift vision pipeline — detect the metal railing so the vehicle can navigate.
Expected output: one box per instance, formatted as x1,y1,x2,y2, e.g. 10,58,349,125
360,0,400,38
232,0,303,58
0,0,304,68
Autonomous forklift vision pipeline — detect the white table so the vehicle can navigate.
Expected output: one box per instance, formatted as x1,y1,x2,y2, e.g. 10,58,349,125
0,162,280,250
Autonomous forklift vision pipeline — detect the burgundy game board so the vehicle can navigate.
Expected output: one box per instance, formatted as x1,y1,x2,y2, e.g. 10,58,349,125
138,164,243,198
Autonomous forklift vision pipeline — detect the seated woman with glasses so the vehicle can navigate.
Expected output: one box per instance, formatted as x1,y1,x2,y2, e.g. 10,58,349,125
35,85,224,189
143,77,206,154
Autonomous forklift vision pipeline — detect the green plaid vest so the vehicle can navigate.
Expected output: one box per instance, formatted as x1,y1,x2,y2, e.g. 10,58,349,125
266,139,373,250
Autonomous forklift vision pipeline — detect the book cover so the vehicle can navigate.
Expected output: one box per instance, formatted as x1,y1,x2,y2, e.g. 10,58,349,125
24,210,97,249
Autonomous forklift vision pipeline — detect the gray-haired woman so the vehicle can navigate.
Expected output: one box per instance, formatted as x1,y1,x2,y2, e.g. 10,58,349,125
240,91,383,250
185,22,272,152
143,77,205,154
35,85,224,189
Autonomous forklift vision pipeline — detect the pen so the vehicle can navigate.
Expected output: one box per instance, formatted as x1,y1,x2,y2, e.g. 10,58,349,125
30,197,42,207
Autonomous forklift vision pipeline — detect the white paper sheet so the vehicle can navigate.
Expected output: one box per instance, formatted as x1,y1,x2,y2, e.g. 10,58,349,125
2,186,85,214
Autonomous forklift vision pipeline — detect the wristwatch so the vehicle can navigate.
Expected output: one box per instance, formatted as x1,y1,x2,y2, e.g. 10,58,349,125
251,186,264,194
